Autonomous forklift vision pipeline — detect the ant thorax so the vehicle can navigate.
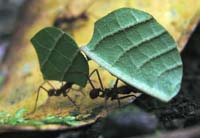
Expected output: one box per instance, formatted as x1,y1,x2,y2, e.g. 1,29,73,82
101,88,115,98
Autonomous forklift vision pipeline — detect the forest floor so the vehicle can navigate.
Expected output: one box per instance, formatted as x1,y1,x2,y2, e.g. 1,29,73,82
0,1,200,138
0,22,199,138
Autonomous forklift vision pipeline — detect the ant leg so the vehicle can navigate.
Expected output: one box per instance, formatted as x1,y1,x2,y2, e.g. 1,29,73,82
63,89,79,109
89,69,104,89
118,94,137,100
72,87,86,96
88,77,96,90
113,78,121,107
113,78,119,88
116,95,121,108
104,97,109,112
32,84,49,113
88,69,110,111
32,81,56,113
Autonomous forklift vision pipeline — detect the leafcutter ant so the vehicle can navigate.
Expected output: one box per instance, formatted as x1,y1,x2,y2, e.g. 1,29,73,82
33,69,102,113
88,70,141,109
33,69,140,113
33,81,80,112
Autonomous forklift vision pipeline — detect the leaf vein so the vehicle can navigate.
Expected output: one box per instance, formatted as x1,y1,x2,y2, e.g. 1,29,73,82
61,49,80,81
158,63,182,77
138,46,177,68
33,39,50,51
91,16,153,50
112,30,166,66
41,32,64,68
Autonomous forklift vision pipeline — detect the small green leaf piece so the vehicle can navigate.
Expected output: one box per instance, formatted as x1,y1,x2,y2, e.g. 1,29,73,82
81,8,183,101
14,108,28,119
31,27,89,87
42,115,79,126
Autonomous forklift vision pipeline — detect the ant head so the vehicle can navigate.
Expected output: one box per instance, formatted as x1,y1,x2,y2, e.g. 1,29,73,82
48,89,56,96
89,89,100,99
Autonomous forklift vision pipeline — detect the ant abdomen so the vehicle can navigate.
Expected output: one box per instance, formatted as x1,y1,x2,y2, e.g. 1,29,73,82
117,86,139,94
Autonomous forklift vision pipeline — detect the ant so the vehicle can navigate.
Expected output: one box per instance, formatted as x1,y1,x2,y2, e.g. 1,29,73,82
33,68,140,113
88,71,141,109
33,81,77,113
54,12,88,28
53,0,96,35
33,69,101,113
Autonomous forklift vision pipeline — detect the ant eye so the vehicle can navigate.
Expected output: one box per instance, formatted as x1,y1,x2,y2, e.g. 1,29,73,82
89,89,99,99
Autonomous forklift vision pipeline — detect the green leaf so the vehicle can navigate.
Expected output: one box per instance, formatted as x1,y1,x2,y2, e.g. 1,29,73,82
81,8,183,101
31,27,89,87
0,112,10,118
14,108,28,119
42,115,79,126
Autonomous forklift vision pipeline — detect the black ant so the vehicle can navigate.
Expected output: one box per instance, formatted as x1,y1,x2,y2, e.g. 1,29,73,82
33,68,140,112
53,0,96,35
54,12,88,28
33,81,78,113
88,71,141,109
33,69,102,113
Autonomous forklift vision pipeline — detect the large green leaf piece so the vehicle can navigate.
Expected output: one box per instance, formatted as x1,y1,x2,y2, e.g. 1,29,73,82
81,8,183,101
31,27,89,87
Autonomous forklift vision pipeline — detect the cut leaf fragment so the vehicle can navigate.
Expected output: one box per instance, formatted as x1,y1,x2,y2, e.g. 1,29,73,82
31,27,89,87
81,8,183,101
